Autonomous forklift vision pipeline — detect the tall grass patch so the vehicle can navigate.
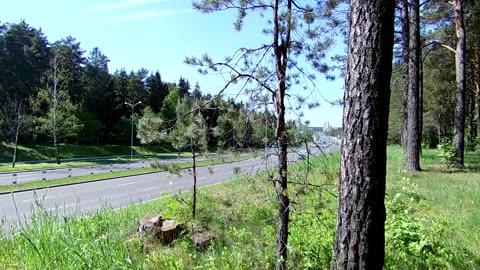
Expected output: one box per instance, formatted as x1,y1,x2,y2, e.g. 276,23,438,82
1,147,479,269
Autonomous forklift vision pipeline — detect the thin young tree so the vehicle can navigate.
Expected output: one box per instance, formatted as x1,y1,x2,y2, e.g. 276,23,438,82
188,1,339,268
137,98,208,218
169,98,208,218
333,0,395,269
3,99,24,168
33,50,81,164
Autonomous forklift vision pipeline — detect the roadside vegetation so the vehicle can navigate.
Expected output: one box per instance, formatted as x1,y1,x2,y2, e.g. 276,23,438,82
0,142,179,164
0,146,478,269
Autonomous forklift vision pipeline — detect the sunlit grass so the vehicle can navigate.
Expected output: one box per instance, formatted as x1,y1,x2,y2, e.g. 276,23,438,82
0,154,188,173
0,142,182,164
386,145,480,267
0,146,478,269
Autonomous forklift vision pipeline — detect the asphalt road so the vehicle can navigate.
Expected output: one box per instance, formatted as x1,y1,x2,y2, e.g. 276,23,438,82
0,145,336,232
0,155,230,186
0,156,275,231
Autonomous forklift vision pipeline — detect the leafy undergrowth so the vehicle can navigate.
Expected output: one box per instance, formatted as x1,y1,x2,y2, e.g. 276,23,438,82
0,147,478,269
386,146,480,269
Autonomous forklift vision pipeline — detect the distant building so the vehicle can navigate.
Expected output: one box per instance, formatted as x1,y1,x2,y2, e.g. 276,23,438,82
323,121,331,131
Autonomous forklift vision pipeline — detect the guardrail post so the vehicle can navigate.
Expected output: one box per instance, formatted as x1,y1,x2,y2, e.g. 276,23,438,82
42,171,46,181
12,173,17,185
68,168,72,178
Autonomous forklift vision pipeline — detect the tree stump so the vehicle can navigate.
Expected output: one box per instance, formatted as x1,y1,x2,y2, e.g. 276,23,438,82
136,215,184,245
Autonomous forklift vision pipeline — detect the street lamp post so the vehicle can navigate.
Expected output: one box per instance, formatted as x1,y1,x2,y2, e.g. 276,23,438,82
125,101,142,159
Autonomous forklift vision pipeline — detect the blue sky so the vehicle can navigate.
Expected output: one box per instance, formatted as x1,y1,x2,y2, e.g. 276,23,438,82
1,0,345,127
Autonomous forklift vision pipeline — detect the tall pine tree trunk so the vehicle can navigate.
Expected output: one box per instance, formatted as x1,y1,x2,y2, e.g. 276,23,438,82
468,87,476,146
401,0,410,150
419,56,424,154
453,0,467,165
405,0,421,171
332,0,395,268
476,49,480,139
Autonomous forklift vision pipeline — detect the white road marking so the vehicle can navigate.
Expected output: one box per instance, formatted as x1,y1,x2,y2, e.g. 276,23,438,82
139,186,161,192
21,196,53,203
116,182,136,187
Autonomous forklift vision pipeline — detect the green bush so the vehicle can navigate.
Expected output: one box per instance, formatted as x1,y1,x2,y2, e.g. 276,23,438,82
385,192,451,269
437,142,458,168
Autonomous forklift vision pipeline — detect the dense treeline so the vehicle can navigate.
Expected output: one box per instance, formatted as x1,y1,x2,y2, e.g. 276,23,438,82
388,0,480,166
0,21,283,159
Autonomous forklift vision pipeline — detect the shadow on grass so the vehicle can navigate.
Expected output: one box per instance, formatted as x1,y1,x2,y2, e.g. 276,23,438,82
422,164,480,174
420,151,480,174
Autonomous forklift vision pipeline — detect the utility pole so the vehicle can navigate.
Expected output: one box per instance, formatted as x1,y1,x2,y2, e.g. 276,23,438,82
125,101,142,159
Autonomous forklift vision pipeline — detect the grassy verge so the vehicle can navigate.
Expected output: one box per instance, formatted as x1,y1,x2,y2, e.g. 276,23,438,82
0,142,181,163
0,146,478,269
0,156,251,194
385,146,480,268
0,154,190,173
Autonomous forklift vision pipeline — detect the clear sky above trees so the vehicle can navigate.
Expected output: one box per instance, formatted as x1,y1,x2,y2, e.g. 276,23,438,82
0,0,345,127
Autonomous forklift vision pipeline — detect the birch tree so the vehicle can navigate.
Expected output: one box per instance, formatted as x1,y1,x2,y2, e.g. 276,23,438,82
33,51,81,164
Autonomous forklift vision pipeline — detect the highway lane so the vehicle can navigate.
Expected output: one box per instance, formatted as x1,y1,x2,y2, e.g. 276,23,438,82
0,155,233,186
0,145,335,232
0,156,275,230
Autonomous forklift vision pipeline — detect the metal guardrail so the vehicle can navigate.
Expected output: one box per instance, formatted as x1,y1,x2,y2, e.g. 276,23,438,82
0,154,152,166
1,154,234,186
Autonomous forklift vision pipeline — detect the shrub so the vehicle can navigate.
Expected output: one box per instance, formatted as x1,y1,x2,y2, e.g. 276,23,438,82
437,142,457,168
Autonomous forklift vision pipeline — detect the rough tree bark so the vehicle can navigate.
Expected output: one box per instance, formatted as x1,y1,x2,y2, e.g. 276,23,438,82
401,0,410,150
476,50,480,138
453,0,467,165
476,48,480,139
332,0,395,269
468,86,476,145
405,0,422,171
419,55,424,155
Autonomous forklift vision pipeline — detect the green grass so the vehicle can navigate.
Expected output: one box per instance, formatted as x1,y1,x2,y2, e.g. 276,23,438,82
0,156,251,194
0,146,478,269
0,154,189,173
0,142,179,163
385,146,480,268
